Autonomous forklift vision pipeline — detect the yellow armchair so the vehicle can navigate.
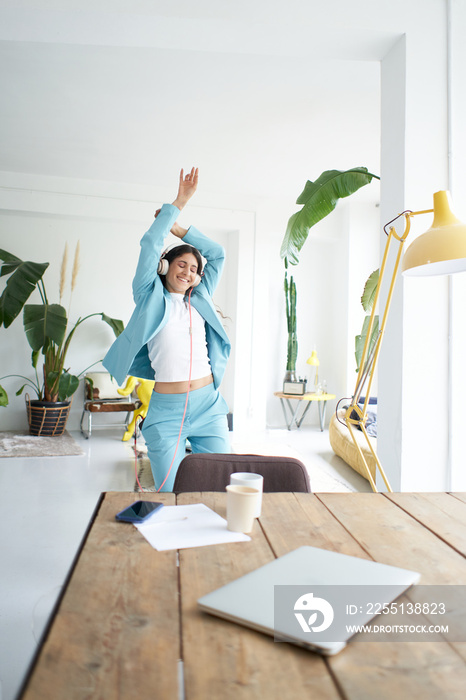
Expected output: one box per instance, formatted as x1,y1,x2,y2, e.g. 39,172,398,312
117,376,154,441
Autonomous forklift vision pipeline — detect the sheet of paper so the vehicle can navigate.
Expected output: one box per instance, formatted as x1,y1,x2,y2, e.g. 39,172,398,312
134,503,251,551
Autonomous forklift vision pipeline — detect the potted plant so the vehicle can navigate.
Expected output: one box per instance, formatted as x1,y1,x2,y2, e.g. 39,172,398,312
280,167,380,386
0,244,123,435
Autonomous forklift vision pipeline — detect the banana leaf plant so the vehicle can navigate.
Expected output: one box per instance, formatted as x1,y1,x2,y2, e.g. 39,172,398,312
280,167,380,376
0,247,123,406
280,167,380,265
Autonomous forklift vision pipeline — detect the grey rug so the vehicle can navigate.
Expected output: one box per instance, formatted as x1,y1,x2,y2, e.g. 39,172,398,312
132,444,155,491
0,431,84,458
134,457,156,492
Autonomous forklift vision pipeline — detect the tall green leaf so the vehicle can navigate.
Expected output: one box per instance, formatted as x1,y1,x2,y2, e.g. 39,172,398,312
101,313,124,337
355,315,380,373
355,268,381,372
59,372,79,401
280,168,380,264
47,371,79,401
0,250,49,328
0,385,8,407
23,303,67,351
361,269,379,313
31,349,41,369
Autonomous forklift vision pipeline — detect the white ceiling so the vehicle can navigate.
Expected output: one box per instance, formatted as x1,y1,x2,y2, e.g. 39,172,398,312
0,1,426,203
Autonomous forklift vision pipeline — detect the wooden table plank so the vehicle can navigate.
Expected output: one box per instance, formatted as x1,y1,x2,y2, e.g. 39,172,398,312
177,492,343,700
316,493,466,583
259,492,372,560
313,493,466,700
384,492,466,557
449,492,466,506
383,492,466,664
324,634,466,700
21,492,179,700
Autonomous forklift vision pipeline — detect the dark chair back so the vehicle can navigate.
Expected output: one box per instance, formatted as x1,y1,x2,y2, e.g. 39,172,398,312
172,453,311,493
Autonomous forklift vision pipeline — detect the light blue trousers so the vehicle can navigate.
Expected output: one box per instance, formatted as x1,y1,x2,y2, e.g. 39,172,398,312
141,383,231,492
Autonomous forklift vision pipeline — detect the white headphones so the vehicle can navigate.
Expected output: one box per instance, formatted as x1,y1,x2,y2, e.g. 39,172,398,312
158,245,202,287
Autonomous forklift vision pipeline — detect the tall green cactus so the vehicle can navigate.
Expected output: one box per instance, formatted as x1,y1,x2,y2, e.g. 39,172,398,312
284,263,297,375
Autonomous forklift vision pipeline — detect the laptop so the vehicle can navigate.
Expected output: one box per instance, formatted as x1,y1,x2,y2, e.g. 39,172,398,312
198,545,420,655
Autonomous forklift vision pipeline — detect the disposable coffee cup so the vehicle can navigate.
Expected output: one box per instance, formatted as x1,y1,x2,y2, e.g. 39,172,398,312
230,472,264,517
226,485,260,534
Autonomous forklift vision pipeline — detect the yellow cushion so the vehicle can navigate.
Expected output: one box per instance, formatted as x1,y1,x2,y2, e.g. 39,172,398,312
329,410,376,482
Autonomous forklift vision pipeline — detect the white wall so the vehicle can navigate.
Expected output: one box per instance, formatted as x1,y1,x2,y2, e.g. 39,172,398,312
449,0,466,491
379,0,466,491
265,193,381,429
378,35,407,490
345,199,381,398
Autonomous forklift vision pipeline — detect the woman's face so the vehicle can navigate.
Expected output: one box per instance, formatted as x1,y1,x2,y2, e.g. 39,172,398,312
165,252,199,294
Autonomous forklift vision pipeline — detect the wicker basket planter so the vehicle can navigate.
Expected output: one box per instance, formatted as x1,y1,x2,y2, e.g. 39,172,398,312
26,398,72,436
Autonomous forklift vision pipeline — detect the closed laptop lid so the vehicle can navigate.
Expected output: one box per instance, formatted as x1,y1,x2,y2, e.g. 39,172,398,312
198,545,420,655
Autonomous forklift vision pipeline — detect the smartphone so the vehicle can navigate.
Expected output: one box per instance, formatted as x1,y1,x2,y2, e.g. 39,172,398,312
115,501,164,523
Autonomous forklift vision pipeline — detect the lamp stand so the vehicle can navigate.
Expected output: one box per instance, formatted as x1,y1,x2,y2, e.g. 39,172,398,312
345,208,433,492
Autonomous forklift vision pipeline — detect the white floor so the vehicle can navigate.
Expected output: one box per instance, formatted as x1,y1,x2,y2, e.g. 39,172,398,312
0,425,369,700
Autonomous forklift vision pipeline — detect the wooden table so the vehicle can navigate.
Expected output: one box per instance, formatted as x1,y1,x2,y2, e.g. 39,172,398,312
274,391,336,430
19,492,466,700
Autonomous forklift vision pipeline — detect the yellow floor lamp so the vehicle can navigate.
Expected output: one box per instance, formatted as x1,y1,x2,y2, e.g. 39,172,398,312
346,190,466,492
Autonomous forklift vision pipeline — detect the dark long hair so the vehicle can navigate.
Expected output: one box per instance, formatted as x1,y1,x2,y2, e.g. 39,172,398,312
159,244,204,294
160,244,231,324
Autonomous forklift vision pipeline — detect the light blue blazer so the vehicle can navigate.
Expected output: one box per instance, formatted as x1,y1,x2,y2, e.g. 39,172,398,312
103,203,231,388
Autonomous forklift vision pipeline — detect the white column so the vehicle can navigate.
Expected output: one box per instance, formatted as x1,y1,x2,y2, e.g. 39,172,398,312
379,3,461,491
448,0,466,491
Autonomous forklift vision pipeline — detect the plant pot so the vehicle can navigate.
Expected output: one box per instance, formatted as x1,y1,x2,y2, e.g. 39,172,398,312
26,398,72,436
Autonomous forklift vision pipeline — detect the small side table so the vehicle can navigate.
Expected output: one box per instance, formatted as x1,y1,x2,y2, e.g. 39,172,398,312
274,391,336,431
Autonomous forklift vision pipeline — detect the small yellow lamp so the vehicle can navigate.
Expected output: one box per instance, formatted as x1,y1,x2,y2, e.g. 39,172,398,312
306,350,320,391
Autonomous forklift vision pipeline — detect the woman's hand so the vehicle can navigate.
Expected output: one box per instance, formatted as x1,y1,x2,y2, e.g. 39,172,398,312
170,221,188,238
172,167,199,210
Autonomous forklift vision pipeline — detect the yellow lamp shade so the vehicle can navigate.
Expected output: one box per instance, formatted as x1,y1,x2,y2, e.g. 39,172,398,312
307,350,319,367
402,191,466,276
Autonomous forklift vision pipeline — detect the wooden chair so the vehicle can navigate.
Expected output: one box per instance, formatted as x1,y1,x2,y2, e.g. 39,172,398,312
172,453,311,493
80,372,140,439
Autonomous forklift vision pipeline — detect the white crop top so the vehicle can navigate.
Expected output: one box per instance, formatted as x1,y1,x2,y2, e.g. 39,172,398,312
147,293,212,382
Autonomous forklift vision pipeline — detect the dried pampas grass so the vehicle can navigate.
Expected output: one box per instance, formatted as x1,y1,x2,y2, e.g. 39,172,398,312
59,241,80,311
59,243,68,303
71,241,80,292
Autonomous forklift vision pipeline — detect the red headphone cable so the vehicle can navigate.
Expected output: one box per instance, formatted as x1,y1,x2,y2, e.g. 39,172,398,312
156,287,194,492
